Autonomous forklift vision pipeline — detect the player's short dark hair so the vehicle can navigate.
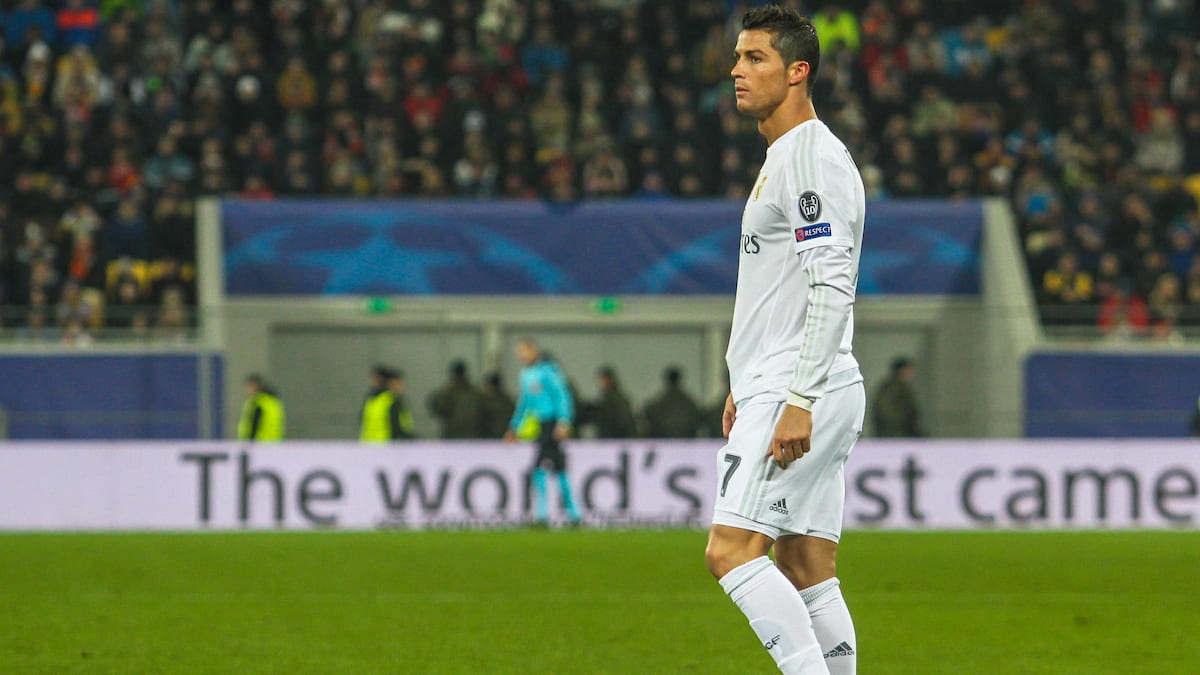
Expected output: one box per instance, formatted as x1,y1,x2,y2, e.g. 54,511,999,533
742,4,820,95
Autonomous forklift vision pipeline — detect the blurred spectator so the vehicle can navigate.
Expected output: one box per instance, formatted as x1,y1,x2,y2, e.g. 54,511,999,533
360,365,415,442
1041,252,1094,324
479,371,516,439
155,285,190,341
427,360,485,439
642,366,700,439
812,5,860,54
873,356,924,438
106,276,148,334
1147,272,1184,340
1098,288,1150,338
579,365,638,439
237,373,286,442
5,0,56,50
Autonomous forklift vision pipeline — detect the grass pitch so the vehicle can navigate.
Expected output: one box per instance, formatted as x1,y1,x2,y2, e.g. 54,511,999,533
1,529,1197,674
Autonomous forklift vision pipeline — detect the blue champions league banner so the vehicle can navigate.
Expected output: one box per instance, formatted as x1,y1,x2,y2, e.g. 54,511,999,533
222,199,982,296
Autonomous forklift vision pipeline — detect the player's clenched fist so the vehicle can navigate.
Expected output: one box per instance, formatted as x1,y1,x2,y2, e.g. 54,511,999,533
767,404,813,468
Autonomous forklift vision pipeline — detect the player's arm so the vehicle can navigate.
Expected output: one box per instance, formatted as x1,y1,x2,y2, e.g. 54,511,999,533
546,366,574,439
770,147,859,468
504,386,527,442
245,403,263,441
389,400,403,439
770,244,856,467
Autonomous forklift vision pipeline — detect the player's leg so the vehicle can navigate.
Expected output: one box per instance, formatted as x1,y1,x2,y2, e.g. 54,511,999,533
775,535,855,674
530,467,549,524
708,400,830,674
555,472,580,523
773,380,865,674
547,439,581,524
530,424,558,525
706,524,829,674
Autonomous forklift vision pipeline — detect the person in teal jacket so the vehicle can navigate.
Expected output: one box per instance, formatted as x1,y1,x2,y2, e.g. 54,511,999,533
503,337,581,526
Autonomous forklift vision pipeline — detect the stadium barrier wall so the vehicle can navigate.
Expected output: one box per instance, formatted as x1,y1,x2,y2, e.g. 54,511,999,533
1,439,1195,531
0,352,223,439
1025,351,1200,437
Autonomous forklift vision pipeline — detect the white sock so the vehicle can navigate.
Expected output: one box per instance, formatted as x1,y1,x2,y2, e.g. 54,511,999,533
719,557,829,675
799,578,856,675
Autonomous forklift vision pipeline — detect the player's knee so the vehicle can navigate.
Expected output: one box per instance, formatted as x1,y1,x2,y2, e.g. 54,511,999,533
774,546,837,590
774,557,813,589
705,538,755,580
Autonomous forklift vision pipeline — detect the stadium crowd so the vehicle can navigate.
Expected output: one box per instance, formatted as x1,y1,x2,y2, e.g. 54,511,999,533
1,0,1199,341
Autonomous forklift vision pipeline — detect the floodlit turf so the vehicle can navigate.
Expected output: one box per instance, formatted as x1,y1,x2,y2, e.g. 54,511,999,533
1,530,1197,674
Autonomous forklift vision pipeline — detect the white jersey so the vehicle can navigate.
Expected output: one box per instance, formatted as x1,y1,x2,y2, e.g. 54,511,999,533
726,119,865,406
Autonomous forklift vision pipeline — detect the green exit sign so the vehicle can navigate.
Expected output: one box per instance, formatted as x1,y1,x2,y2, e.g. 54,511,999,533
363,296,394,314
591,296,623,315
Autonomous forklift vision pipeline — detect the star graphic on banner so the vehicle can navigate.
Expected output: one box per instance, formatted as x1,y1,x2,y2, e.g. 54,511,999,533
917,228,978,267
857,250,910,295
463,227,577,293
627,230,732,293
223,227,297,270
224,205,467,293
294,233,464,294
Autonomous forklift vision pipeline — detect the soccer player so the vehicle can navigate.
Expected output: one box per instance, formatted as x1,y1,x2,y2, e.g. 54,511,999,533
503,337,581,526
704,6,866,674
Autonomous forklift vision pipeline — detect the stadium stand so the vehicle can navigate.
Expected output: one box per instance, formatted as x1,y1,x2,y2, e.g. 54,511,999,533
0,0,1198,342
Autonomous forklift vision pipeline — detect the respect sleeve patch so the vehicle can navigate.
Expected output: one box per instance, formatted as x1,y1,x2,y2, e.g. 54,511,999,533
794,223,832,242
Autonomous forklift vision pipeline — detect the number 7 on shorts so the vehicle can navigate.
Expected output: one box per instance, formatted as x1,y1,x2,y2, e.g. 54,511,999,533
720,453,741,498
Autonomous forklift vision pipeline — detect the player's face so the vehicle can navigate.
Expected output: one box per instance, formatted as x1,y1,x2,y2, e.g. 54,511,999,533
731,30,789,119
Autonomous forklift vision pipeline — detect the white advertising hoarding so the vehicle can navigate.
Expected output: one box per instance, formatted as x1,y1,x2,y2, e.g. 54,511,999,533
0,440,1196,530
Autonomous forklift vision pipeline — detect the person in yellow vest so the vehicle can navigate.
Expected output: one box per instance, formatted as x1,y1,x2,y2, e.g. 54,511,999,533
360,365,415,441
237,373,285,441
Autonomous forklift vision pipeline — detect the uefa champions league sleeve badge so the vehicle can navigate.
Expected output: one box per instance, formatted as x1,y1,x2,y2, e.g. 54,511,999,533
798,191,822,222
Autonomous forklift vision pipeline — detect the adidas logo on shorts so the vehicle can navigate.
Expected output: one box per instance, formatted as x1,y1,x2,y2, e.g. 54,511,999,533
823,641,855,658
768,498,788,515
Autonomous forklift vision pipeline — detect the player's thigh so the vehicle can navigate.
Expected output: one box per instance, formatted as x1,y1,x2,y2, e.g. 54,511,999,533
712,401,780,515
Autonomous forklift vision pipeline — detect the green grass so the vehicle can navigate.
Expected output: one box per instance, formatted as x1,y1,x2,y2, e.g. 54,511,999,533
1,530,1197,674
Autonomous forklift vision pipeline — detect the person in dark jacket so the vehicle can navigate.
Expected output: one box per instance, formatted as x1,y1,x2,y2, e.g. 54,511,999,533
581,365,639,438
642,366,701,438
479,372,516,438
873,356,924,437
428,360,484,439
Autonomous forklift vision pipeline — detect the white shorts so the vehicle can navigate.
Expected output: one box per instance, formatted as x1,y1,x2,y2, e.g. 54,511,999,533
712,375,865,542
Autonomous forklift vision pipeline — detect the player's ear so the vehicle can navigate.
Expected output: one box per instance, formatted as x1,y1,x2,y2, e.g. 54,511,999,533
788,61,809,87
